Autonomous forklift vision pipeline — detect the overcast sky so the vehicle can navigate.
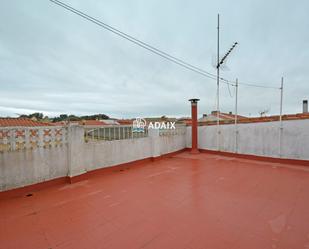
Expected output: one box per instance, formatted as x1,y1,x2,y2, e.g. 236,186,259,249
0,0,308,118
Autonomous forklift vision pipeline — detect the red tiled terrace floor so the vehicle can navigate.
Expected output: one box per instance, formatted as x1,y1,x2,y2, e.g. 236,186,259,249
1,151,309,249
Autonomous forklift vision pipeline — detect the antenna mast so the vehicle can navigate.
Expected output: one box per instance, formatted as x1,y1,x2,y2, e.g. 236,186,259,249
215,14,238,151
216,14,220,150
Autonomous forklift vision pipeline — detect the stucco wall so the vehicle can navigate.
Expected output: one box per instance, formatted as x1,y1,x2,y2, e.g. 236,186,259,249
77,133,186,174
159,134,187,155
0,147,69,191
0,126,187,191
81,137,153,172
2,119,309,192
186,119,309,160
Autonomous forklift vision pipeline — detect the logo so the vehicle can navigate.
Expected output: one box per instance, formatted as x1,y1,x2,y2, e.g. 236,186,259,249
133,118,147,133
132,117,176,133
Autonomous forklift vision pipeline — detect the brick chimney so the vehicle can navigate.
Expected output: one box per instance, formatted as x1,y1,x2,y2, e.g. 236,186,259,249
189,98,200,154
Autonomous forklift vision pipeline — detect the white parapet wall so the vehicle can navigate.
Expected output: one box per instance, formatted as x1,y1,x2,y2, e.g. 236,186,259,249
0,125,187,191
80,137,153,173
74,126,187,175
0,126,69,191
186,119,309,160
159,127,187,155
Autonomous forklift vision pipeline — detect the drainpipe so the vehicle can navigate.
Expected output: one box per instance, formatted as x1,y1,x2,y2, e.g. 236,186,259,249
189,98,200,154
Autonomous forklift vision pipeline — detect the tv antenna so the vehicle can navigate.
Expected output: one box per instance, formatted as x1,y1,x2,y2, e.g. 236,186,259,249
215,14,238,150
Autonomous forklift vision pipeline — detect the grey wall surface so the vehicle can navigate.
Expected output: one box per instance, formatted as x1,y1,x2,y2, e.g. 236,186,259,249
0,126,187,191
0,146,69,191
81,137,153,173
159,134,186,155
2,119,309,191
78,133,186,174
186,119,309,160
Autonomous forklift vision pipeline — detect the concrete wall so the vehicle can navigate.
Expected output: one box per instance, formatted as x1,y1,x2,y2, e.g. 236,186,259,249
0,147,69,191
0,126,187,191
2,119,308,191
81,137,153,173
159,134,187,155
186,119,309,160
72,128,186,176
0,126,69,191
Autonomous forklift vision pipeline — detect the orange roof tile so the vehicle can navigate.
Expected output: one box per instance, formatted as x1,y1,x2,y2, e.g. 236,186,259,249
117,119,133,125
0,118,53,127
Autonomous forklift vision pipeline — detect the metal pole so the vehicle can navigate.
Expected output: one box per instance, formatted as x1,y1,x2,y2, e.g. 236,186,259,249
235,78,238,153
279,77,284,157
279,77,283,123
216,13,220,151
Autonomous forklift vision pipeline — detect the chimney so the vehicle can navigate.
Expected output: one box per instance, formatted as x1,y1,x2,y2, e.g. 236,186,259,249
189,98,200,154
303,100,308,113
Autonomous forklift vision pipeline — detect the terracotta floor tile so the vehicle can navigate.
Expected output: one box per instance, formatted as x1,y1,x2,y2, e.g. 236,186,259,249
1,151,309,249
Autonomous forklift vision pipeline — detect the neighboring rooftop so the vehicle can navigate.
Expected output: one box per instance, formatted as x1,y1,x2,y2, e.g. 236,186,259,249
116,119,133,125
199,111,247,122
52,119,128,126
80,120,107,126
145,117,177,123
1,151,309,249
199,112,309,126
0,118,52,127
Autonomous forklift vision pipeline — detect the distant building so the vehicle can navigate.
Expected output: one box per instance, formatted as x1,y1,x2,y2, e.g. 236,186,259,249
176,117,192,125
52,119,120,126
199,111,247,122
100,119,119,125
80,120,107,126
116,119,133,125
144,117,177,124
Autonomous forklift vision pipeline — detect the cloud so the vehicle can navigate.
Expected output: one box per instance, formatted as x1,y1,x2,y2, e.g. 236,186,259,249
0,0,308,118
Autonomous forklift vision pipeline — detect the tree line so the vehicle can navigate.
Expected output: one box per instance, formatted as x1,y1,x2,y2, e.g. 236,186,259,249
19,113,110,122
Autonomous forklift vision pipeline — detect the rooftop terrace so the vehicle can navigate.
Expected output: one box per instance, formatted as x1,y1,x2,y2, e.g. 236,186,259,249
1,151,309,249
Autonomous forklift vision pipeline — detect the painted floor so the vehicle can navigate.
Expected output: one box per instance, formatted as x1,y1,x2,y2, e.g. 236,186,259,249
1,151,309,249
